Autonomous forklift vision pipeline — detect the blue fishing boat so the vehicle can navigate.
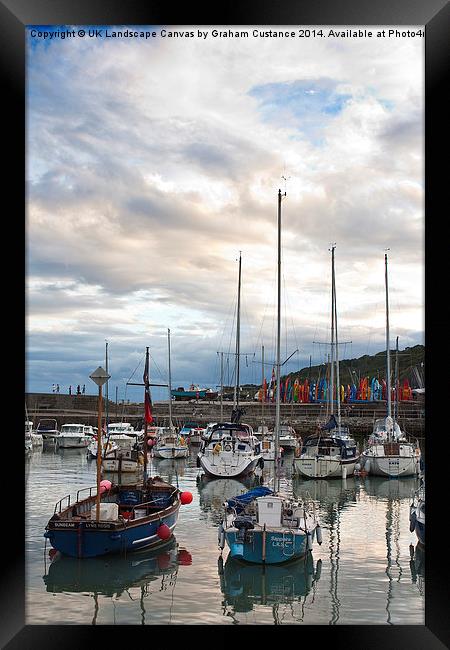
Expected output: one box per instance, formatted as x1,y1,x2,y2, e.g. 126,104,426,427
218,190,322,564
44,476,190,558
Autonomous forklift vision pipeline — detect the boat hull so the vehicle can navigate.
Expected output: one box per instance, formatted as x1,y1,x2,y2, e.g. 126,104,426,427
44,508,180,558
58,437,91,449
153,446,189,459
224,527,311,564
362,453,420,477
199,453,261,478
293,456,357,479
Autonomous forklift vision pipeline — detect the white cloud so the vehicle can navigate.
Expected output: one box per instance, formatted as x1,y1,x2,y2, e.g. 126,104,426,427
26,27,424,394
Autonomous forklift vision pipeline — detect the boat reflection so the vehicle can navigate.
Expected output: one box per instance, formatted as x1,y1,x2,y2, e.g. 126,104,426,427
362,475,420,500
218,552,322,622
292,476,358,624
197,474,260,525
149,456,187,481
43,539,193,624
409,541,424,596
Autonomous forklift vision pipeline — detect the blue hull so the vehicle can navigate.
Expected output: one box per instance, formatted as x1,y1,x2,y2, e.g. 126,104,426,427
415,520,425,545
225,528,309,564
45,509,179,558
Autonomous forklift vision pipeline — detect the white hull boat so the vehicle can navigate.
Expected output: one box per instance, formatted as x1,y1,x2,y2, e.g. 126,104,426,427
58,424,95,449
34,418,61,440
153,430,189,459
102,448,144,473
293,421,360,479
153,445,189,459
361,442,420,477
198,422,263,479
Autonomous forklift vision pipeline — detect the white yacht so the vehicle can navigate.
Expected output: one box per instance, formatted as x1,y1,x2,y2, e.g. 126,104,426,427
197,422,263,478
153,427,189,459
293,417,360,479
25,420,43,447
361,416,420,477
34,418,61,440
58,423,95,449
106,422,139,450
360,253,422,478
278,424,301,451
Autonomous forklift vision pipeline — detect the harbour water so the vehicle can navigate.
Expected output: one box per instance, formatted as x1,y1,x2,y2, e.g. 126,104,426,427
26,443,424,625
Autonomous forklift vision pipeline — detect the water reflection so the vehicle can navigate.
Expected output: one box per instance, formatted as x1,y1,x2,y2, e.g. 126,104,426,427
197,474,260,525
363,475,420,624
219,552,322,623
409,541,424,596
362,475,419,500
43,539,193,624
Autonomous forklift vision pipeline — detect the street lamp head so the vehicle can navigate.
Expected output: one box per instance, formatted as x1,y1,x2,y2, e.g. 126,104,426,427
89,366,111,387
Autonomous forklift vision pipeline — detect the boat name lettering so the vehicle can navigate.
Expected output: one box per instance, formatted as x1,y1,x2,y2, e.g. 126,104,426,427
53,522,77,528
85,522,114,529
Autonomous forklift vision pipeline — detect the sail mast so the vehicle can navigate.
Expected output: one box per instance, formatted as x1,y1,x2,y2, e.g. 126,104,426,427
385,252,391,420
275,189,284,494
234,252,242,410
168,328,173,430
333,246,341,430
261,345,265,425
330,246,335,417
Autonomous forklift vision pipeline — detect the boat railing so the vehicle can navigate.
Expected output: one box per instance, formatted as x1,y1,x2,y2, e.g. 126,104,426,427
127,489,179,516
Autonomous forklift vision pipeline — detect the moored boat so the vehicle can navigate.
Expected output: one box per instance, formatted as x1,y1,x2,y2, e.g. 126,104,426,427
360,253,421,478
34,418,61,440
197,421,263,478
58,423,95,449
153,428,190,459
44,476,189,558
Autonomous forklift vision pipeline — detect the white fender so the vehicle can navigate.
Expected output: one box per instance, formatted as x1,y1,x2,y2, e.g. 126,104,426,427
341,465,347,479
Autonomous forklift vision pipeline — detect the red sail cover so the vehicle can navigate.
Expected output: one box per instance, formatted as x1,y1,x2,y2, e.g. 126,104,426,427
143,354,153,424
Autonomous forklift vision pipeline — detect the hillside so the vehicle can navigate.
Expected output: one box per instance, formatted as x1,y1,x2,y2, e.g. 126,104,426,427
287,344,424,387
233,344,424,394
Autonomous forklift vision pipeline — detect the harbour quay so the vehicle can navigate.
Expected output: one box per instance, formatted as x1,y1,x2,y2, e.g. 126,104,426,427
25,392,425,439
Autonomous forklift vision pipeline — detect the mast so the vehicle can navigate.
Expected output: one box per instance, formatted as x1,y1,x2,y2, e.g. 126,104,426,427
394,336,399,424
261,345,265,425
275,189,285,494
234,252,242,410
167,328,173,430
385,252,392,421
143,346,150,479
105,340,109,431
332,246,342,430
220,351,224,421
330,246,335,417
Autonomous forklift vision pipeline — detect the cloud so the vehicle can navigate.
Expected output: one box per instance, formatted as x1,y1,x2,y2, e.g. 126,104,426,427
26,28,424,394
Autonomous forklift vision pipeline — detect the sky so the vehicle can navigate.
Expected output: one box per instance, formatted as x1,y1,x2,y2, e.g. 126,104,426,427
26,25,424,403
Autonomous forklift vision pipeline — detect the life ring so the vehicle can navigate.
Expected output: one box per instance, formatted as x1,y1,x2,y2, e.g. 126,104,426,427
224,444,232,452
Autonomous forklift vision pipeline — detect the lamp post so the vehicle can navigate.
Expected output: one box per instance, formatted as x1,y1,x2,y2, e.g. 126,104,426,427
89,365,111,521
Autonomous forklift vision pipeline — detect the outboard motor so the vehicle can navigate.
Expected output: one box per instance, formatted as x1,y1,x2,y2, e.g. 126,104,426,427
233,515,254,542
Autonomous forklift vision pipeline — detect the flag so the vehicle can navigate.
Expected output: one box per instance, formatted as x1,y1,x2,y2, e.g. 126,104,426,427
143,353,153,424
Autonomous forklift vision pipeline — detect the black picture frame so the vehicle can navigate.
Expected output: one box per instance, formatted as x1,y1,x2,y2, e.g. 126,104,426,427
4,0,448,647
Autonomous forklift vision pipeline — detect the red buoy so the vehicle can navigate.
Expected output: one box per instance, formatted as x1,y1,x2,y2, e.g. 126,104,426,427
180,491,193,505
157,523,172,540
177,549,192,565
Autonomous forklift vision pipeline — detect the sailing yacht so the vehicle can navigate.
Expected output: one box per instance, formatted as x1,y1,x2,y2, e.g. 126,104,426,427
218,190,322,563
360,253,421,478
197,253,262,478
294,246,360,479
